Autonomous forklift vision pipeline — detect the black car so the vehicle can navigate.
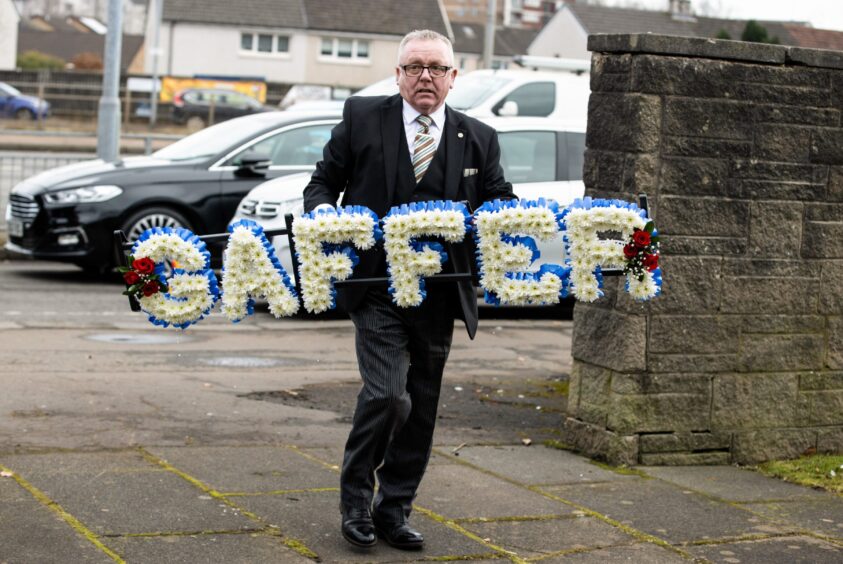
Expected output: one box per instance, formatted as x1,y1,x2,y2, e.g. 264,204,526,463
171,88,273,130
5,111,340,273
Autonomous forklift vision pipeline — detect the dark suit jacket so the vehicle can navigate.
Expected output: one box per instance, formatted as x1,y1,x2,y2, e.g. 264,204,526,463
303,93,515,338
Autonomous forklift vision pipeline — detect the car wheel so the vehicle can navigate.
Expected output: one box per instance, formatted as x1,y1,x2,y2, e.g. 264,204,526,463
122,207,193,242
185,116,205,131
14,108,33,121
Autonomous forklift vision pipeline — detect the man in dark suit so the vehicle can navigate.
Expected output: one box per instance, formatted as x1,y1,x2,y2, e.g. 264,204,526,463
303,29,514,550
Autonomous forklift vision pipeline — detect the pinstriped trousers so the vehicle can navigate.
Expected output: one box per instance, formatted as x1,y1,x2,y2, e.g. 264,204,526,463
341,287,455,521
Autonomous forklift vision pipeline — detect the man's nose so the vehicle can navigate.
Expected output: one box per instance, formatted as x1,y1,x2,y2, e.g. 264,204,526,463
419,67,433,79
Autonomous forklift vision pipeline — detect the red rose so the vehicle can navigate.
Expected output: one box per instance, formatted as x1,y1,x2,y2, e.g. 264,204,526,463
623,244,637,259
132,257,156,274
123,271,141,285
632,229,651,247
141,280,161,297
642,253,659,271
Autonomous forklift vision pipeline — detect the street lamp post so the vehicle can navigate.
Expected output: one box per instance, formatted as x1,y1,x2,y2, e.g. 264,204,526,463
97,0,123,162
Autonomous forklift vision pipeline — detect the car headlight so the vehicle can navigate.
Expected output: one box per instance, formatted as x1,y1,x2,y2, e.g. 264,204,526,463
43,185,123,206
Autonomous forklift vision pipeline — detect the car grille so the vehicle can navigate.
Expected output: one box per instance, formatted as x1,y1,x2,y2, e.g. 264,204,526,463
9,194,40,220
239,198,281,218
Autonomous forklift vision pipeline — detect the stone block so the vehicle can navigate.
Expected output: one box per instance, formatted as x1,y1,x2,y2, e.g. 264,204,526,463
820,262,843,314
589,33,787,64
658,196,749,237
803,390,843,425
664,98,754,139
787,45,843,69
562,417,639,466
639,452,730,465
732,83,830,107
659,157,730,197
586,92,661,153
733,180,826,201
622,153,659,194
649,353,738,373
720,277,819,314
570,361,612,425
742,315,826,334
802,221,843,258
810,127,843,164
731,159,827,183
572,306,647,373
590,53,631,93
830,317,843,369
583,149,626,192
639,432,730,453
608,391,711,434
830,167,843,201
753,104,839,127
722,258,821,278
649,256,723,314
649,316,738,354
731,429,817,464
739,334,825,372
712,373,807,429
753,125,812,162
660,236,747,256
661,136,752,158
817,426,843,453
611,373,713,395
805,202,843,221
799,372,843,390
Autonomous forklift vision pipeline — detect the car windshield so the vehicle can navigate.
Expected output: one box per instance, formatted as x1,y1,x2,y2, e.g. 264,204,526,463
153,116,278,161
0,83,21,97
447,75,511,110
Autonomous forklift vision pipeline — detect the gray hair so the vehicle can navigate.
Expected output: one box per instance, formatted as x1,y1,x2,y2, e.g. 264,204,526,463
397,29,455,66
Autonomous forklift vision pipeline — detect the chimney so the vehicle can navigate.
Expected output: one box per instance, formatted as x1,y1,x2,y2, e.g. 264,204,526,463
670,0,695,22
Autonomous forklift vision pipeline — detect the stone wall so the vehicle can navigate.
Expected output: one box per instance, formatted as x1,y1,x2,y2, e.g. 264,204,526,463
567,34,843,465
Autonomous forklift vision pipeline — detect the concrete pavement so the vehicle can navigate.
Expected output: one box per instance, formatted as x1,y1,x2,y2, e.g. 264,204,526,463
0,264,841,562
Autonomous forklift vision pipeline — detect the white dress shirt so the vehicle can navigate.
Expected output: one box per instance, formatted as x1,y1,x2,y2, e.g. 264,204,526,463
402,100,447,163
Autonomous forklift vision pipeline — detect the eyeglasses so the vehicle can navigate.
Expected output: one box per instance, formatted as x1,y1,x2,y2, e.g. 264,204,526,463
401,64,452,78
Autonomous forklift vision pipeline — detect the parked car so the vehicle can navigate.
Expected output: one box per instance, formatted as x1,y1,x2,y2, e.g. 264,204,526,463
0,82,50,120
5,110,341,273
171,88,273,130
228,117,586,277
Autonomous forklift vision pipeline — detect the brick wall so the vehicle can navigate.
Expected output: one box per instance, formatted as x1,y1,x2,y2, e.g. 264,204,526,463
567,34,843,465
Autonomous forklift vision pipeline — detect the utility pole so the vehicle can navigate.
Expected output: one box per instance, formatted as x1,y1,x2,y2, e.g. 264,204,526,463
482,0,497,69
149,0,163,131
97,0,123,162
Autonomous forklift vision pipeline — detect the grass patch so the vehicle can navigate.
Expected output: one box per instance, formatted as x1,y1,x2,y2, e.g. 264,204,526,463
543,439,573,451
588,460,650,478
757,454,843,493
524,378,569,399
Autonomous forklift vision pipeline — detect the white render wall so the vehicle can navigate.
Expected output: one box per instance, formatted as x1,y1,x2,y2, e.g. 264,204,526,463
0,0,19,70
528,6,589,60
302,35,400,88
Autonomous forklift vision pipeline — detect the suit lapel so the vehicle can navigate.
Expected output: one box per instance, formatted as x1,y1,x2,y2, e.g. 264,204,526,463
443,106,465,203
381,95,403,208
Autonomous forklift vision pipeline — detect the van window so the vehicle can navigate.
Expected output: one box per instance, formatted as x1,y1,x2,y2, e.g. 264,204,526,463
498,131,556,183
495,82,555,117
565,132,585,181
232,124,334,167
447,75,511,110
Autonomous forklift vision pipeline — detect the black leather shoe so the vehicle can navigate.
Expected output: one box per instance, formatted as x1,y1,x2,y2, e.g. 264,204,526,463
372,515,424,550
341,506,376,548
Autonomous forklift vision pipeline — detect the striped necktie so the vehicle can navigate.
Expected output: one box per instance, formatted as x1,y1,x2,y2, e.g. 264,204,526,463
412,114,435,183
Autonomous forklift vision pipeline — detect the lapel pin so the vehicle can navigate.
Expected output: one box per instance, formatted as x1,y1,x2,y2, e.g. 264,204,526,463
458,132,464,138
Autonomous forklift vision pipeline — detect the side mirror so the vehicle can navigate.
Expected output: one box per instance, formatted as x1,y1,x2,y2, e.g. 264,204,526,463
235,151,271,176
497,100,519,117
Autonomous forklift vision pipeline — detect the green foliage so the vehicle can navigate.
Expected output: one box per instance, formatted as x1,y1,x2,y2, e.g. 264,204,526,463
715,29,731,40
16,50,65,70
740,20,779,44
758,454,843,493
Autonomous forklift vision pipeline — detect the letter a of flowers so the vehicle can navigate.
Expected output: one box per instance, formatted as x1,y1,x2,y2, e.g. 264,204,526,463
130,227,220,328
220,219,300,321
561,197,662,302
292,206,381,313
382,201,470,307
473,199,570,306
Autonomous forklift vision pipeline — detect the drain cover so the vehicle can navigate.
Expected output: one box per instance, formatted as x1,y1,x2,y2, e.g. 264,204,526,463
200,356,287,368
85,333,190,345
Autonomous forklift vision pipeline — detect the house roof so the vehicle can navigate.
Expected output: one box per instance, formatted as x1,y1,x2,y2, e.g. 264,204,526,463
451,22,538,56
783,24,843,51
17,27,145,70
162,0,449,37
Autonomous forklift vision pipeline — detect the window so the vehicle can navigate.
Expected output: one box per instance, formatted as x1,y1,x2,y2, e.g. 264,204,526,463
497,131,556,183
229,124,335,167
240,32,290,55
319,37,370,61
494,82,555,117
565,132,585,181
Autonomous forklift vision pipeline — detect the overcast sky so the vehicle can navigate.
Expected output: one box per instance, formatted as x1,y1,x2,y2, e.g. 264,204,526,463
598,0,843,32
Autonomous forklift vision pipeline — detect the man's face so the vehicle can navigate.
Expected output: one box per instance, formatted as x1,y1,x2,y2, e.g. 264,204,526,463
396,39,457,114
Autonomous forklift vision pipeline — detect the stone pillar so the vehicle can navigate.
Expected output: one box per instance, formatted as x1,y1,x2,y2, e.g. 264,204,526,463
567,34,843,465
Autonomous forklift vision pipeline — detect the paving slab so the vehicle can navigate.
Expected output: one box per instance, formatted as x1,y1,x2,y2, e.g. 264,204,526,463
415,463,573,520
539,542,688,563
451,445,637,485
641,465,828,502
300,446,455,469
0,479,114,563
460,515,635,558
145,446,339,493
543,479,784,543
0,451,160,475
742,499,843,540
5,467,258,535
236,490,497,562
688,535,843,563
104,532,314,563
